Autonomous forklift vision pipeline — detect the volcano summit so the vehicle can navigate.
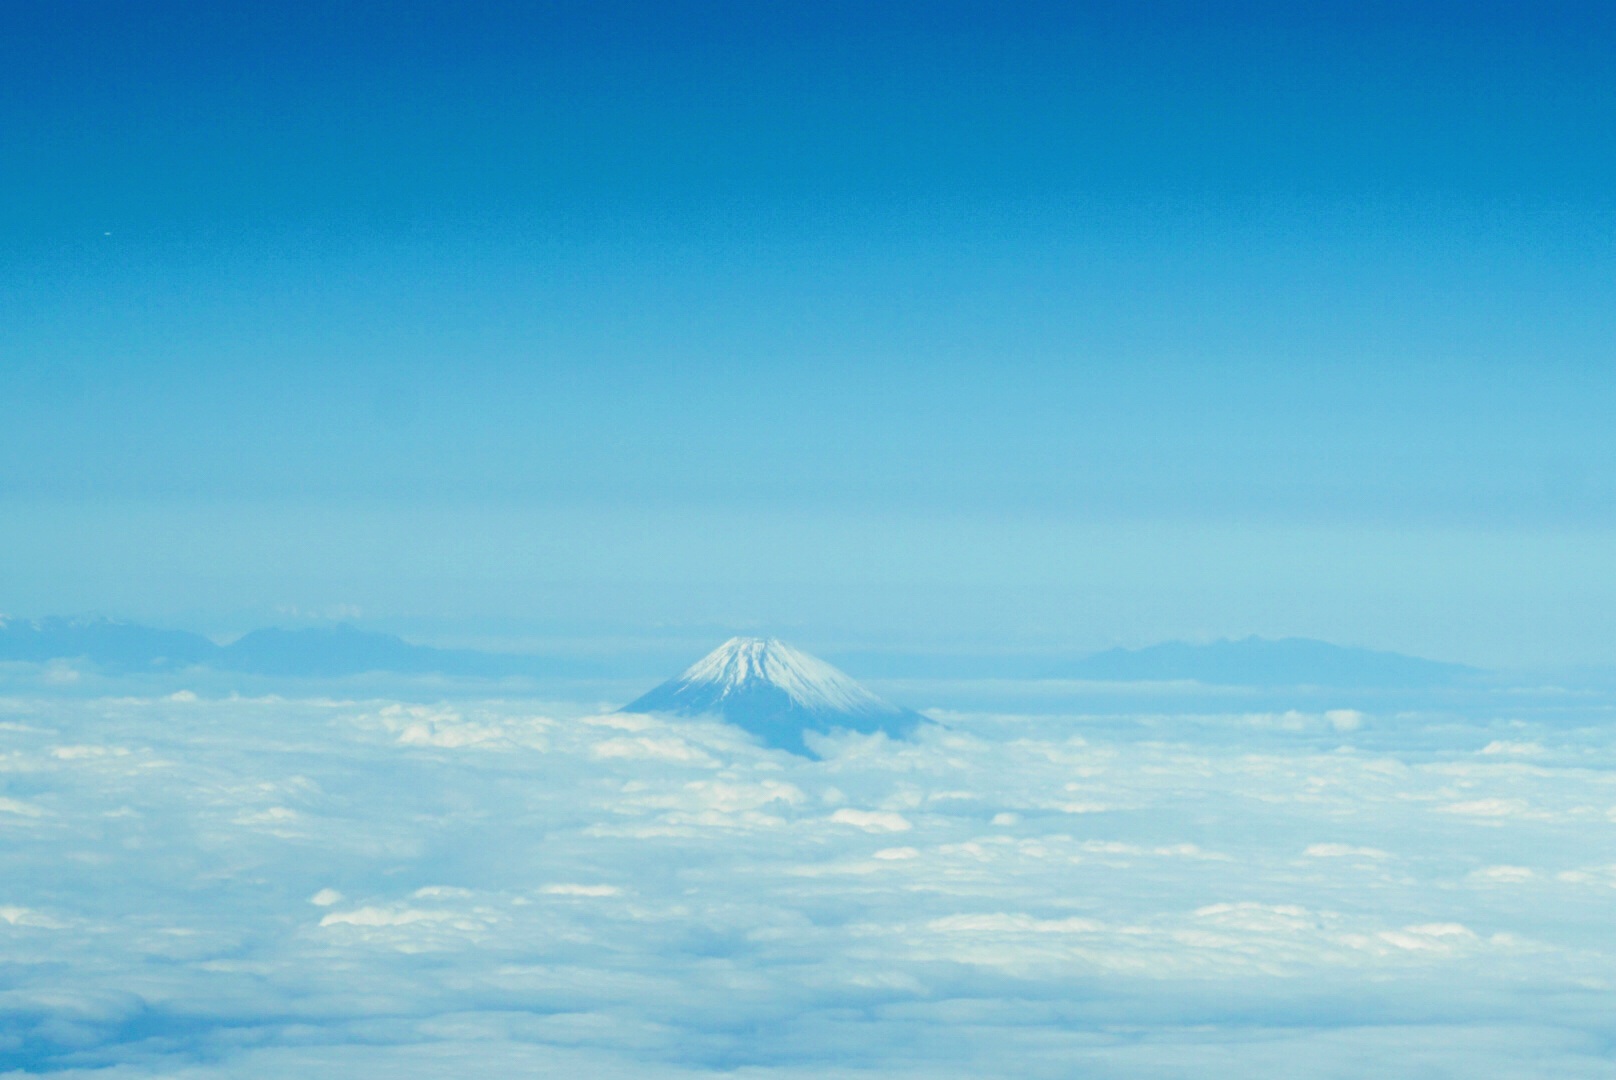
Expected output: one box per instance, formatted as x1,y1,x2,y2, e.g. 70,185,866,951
623,637,924,756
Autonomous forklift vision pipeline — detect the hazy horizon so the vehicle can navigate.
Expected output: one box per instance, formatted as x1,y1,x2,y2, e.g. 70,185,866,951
6,2,1616,669
5,3,1614,1077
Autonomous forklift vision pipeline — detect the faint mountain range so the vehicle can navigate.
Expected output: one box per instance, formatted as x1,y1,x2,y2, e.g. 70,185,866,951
823,636,1477,688
0,616,219,670
1066,636,1474,688
623,636,924,756
0,617,1475,690
216,624,555,678
0,617,561,679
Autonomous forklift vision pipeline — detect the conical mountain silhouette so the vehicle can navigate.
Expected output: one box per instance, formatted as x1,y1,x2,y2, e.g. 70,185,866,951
623,637,923,756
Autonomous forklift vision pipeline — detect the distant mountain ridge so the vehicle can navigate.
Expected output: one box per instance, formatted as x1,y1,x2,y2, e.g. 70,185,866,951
0,616,218,669
828,636,1474,688
1067,636,1472,688
623,637,924,756
0,617,559,679
0,617,1475,689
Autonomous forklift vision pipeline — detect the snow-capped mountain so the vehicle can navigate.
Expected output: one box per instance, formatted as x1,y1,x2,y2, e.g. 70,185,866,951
622,637,924,756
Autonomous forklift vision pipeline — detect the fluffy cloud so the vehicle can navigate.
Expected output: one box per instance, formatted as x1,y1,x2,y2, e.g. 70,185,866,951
0,688,1611,1077
0,796,45,817
1304,843,1391,859
829,808,912,832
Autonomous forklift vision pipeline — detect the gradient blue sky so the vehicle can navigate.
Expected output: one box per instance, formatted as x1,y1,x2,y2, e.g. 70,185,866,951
4,1,1615,665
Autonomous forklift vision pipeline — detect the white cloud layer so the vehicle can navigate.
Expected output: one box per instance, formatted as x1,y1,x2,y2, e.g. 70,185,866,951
0,690,1612,1077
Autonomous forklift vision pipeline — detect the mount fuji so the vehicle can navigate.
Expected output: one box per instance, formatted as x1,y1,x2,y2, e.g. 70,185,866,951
622,637,925,756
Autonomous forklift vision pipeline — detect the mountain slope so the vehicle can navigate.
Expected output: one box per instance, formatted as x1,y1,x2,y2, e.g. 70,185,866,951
623,637,924,756
214,625,555,678
0,617,219,670
0,617,567,679
1069,636,1473,688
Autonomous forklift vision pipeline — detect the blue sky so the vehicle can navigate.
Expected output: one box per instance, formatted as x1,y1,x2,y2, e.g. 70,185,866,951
5,10,1616,1076
4,1,1615,664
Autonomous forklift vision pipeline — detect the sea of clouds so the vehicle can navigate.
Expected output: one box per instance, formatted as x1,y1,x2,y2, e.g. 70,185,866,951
2,688,1614,1077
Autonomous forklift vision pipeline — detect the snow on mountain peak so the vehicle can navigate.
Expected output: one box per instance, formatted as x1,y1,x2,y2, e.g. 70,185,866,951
622,636,922,756
675,637,889,714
